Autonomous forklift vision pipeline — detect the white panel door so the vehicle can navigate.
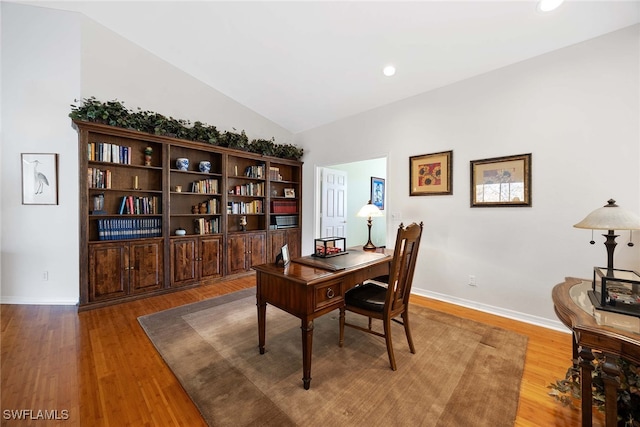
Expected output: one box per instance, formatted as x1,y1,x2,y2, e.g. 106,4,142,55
320,167,347,238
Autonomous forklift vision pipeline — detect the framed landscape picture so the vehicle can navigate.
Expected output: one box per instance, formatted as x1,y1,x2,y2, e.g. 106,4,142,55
21,153,58,205
409,150,453,196
470,153,531,207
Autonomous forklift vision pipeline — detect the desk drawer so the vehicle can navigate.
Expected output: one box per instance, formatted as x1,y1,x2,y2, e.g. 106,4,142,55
352,263,390,285
315,279,343,311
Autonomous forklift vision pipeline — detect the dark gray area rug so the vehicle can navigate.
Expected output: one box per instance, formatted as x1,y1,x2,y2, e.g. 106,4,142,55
138,288,527,426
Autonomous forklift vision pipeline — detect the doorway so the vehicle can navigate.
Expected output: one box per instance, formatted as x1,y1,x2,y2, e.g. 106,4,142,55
315,157,387,249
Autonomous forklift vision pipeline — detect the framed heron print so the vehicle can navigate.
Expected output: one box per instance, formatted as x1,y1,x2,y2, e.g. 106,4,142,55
470,153,531,207
409,150,453,196
22,153,59,205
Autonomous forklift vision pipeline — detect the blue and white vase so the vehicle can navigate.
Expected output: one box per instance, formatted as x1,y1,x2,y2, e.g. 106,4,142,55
199,161,211,173
176,158,189,171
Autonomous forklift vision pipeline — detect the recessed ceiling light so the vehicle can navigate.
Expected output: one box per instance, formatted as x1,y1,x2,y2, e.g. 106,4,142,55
537,0,564,12
383,65,396,77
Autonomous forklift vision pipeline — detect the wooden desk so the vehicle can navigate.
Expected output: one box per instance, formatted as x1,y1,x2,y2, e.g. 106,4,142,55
552,277,640,427
253,249,391,389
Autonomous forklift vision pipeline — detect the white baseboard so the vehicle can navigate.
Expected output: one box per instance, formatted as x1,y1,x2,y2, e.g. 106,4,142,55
412,289,571,334
0,296,78,306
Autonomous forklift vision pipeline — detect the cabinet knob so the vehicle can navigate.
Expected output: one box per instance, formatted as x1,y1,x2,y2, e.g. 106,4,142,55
326,288,335,299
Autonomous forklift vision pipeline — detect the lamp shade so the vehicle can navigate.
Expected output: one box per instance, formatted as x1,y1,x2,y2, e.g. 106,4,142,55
573,199,640,231
357,201,383,218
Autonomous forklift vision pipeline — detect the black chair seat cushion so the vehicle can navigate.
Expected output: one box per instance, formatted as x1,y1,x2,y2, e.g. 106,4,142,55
345,282,386,312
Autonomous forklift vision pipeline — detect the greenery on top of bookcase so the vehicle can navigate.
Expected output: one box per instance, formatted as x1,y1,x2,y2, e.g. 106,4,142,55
70,97,304,161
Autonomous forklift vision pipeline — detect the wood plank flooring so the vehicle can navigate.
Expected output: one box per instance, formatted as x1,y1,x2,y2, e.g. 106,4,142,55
1,275,602,426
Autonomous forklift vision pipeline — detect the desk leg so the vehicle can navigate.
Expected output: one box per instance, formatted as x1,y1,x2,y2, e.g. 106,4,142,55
257,297,266,355
301,319,314,390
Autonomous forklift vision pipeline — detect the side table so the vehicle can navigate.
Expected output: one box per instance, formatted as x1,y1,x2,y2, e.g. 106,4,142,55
552,277,640,427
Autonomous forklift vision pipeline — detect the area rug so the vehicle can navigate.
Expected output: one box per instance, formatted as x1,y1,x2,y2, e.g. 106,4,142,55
138,288,527,426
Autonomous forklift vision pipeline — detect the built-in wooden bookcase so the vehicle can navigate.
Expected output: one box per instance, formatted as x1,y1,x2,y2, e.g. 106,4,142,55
75,120,302,310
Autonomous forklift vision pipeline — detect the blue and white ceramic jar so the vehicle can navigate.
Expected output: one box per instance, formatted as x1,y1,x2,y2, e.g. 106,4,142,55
176,158,189,171
199,161,211,173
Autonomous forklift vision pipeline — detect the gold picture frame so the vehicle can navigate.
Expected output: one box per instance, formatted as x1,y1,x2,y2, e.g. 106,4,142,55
409,150,453,196
470,153,531,207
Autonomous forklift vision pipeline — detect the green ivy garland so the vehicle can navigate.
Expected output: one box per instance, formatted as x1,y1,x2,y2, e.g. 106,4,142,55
69,97,303,161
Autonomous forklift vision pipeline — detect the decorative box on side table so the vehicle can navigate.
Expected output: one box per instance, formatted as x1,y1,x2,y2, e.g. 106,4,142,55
589,267,640,317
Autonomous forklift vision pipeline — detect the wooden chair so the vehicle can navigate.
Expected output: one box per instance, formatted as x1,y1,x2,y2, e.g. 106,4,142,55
339,222,423,370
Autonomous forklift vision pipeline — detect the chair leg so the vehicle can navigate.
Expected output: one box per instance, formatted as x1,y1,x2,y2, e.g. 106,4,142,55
402,311,416,354
383,316,397,371
339,307,345,347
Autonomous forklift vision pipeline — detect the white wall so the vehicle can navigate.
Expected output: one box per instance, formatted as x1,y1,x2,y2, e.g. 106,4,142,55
297,25,640,328
0,3,293,304
1,3,81,303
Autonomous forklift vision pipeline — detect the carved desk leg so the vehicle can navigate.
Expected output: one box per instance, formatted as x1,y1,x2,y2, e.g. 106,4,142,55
579,346,595,427
301,318,314,390
257,296,266,355
601,354,621,427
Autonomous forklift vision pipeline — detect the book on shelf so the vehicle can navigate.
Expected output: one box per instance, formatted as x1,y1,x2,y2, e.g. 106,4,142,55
118,195,161,215
88,167,112,189
230,182,264,196
190,178,219,194
194,217,220,235
226,200,263,215
97,218,162,240
244,164,265,179
88,142,132,164
269,166,283,181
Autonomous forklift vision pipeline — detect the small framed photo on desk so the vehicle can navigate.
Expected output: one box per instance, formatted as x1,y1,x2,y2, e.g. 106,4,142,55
276,244,290,267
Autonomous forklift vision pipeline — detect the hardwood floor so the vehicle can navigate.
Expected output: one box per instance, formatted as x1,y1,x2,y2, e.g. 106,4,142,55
1,275,602,426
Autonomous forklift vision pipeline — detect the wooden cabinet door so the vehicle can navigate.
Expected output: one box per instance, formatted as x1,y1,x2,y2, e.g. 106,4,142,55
200,236,222,280
227,234,248,275
268,231,286,264
89,243,128,302
248,232,266,269
285,229,301,259
171,238,198,287
129,240,163,294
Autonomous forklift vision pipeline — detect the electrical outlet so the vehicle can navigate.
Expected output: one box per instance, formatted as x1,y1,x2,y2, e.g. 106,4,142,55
468,275,476,286
391,212,402,221
42,271,49,281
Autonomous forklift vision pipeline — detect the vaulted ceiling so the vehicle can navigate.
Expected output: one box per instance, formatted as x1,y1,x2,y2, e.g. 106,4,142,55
25,1,640,133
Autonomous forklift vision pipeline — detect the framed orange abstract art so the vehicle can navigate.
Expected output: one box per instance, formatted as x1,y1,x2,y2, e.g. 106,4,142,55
409,150,452,196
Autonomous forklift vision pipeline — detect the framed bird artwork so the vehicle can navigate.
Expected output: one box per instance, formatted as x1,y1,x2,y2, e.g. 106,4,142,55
22,153,58,205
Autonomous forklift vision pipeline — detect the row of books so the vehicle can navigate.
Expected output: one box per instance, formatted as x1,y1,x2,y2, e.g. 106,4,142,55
230,182,264,196
88,142,132,164
88,167,111,189
199,198,221,214
227,200,263,214
194,217,220,234
190,178,219,194
244,164,265,178
269,166,283,181
271,200,297,214
118,195,161,215
97,218,162,240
